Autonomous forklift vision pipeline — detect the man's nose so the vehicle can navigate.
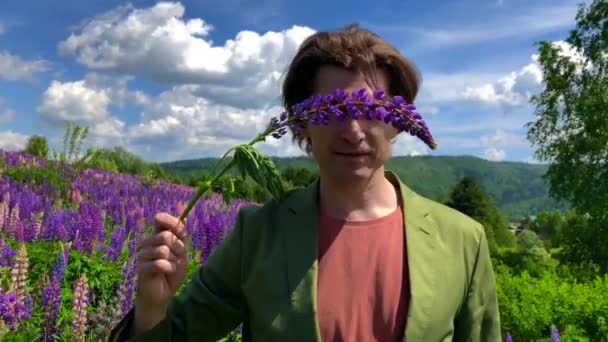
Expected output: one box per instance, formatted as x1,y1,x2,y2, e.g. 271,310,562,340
340,118,366,144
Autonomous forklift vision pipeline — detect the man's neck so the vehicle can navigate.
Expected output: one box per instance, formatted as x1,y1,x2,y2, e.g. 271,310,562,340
318,169,399,221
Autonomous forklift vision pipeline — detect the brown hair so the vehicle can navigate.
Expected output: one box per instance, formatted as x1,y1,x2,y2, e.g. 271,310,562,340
281,23,422,153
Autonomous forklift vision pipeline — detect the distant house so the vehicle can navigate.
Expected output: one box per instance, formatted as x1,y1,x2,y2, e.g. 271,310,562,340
508,222,524,235
508,215,537,235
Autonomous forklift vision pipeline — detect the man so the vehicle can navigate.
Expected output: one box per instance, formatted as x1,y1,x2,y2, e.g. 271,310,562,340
110,24,502,342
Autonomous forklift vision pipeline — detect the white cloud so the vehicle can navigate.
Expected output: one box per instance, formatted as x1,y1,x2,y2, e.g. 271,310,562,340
0,109,15,125
38,79,112,123
392,134,431,156
418,71,505,104
480,128,528,148
479,128,532,161
0,131,29,151
124,84,286,161
483,147,506,161
0,51,50,81
37,74,129,143
461,41,590,108
427,128,529,157
58,2,316,108
462,57,543,107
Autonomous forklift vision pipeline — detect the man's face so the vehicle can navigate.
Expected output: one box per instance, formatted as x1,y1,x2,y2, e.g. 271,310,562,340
302,65,398,184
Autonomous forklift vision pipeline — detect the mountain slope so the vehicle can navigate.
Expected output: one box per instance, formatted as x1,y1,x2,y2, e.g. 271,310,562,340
160,155,568,220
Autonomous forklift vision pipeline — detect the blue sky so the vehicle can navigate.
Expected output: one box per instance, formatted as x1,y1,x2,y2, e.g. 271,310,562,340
0,0,589,163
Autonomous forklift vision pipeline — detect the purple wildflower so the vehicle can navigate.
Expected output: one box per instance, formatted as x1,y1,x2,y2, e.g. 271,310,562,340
505,333,513,342
106,226,127,262
120,257,137,318
6,203,19,237
551,325,560,342
0,238,16,267
0,289,31,331
274,87,437,149
26,211,43,242
40,243,70,342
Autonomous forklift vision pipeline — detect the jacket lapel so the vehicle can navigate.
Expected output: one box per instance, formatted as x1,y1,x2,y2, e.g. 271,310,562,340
388,171,440,341
281,171,439,342
282,179,322,341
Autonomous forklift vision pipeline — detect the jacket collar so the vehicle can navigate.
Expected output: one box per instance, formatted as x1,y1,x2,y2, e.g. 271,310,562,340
282,169,440,341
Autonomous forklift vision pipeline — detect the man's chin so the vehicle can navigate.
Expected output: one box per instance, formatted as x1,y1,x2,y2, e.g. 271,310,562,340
329,167,373,182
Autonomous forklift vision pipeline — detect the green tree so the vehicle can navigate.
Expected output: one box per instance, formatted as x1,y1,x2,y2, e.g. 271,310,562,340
93,146,148,175
528,211,565,248
517,230,550,259
24,135,49,158
444,176,516,253
526,0,608,271
515,229,554,276
281,166,317,188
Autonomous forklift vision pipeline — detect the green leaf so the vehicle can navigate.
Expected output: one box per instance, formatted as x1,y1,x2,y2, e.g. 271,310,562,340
233,145,264,186
232,145,285,199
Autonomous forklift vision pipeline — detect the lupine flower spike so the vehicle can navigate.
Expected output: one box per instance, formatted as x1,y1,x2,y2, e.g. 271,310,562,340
551,325,560,342
9,244,29,302
177,87,437,223
71,274,90,341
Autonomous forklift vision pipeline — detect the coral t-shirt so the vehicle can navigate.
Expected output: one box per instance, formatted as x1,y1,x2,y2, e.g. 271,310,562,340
317,205,410,342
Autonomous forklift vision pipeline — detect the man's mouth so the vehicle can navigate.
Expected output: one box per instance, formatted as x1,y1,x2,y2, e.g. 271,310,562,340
334,151,371,157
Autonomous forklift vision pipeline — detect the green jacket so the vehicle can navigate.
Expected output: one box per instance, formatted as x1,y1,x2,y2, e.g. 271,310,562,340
110,171,502,341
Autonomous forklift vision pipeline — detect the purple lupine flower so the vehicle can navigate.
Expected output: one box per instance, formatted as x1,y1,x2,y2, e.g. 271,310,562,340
92,205,106,252
120,257,137,317
505,333,513,342
0,289,31,331
71,274,90,340
40,244,70,341
284,87,437,149
0,238,16,267
72,229,85,252
106,226,127,262
13,220,24,242
126,230,140,260
6,203,19,237
42,210,67,241
551,325,560,342
78,203,97,254
26,211,43,242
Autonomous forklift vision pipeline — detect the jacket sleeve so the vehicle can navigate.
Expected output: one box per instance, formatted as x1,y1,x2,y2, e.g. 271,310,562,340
109,207,249,342
453,225,503,342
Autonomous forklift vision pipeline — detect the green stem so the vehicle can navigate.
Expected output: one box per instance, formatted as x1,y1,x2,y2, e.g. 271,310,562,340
178,158,237,222
177,128,276,222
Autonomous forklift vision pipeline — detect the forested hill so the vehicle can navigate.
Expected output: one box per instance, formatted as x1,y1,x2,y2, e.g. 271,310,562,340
160,155,569,220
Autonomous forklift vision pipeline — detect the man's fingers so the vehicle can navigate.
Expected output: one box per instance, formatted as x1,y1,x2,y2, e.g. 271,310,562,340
140,231,187,257
137,259,177,275
139,245,177,263
153,212,187,240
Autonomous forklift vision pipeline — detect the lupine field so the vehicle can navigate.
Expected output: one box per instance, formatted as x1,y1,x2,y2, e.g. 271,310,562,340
0,149,253,341
1,146,608,341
